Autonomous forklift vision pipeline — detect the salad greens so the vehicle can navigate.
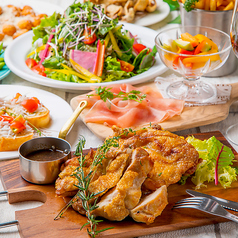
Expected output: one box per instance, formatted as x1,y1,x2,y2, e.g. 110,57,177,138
27,1,156,83
184,136,237,189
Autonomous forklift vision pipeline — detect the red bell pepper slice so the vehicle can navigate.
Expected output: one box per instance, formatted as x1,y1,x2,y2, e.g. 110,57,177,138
93,40,105,77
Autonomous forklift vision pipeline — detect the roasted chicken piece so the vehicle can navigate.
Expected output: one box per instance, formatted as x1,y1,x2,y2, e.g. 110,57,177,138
130,185,168,224
55,124,201,224
108,124,201,191
92,147,153,221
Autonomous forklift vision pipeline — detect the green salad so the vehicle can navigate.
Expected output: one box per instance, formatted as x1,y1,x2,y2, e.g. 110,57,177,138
25,1,157,83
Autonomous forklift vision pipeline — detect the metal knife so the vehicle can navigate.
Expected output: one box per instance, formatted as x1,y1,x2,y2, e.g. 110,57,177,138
186,189,238,212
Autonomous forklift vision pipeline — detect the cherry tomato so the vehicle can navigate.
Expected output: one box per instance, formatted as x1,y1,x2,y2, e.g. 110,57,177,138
0,115,14,123
31,64,46,77
25,58,38,69
83,27,97,44
10,121,26,134
14,115,26,125
21,98,39,113
133,44,147,54
117,59,134,72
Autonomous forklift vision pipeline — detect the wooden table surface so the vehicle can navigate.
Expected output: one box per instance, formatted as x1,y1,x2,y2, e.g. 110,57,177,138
1,0,238,237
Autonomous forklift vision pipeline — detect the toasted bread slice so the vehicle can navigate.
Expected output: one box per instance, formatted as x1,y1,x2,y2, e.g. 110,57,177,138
0,131,34,151
24,105,50,128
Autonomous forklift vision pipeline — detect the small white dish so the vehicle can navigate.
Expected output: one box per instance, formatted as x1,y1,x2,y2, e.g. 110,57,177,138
0,85,77,160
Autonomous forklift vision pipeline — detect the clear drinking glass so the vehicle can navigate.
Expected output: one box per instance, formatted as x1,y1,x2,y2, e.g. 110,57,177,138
226,0,238,145
155,26,231,103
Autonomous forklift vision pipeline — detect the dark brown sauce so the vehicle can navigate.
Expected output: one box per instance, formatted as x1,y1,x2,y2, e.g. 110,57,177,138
26,149,65,161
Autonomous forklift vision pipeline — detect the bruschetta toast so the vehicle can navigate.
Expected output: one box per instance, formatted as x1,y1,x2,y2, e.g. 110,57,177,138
3,93,50,128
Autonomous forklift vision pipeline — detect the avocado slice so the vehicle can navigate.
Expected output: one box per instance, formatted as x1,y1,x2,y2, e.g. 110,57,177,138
174,39,194,51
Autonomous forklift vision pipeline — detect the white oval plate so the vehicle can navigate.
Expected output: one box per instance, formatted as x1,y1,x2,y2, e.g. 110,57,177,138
5,23,167,91
1,0,64,47
132,0,170,26
0,85,76,160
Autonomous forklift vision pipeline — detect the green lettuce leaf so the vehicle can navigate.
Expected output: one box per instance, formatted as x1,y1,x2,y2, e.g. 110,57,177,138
186,136,237,189
32,12,60,43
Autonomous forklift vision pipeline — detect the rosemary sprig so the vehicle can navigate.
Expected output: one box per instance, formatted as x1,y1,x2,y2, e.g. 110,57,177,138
55,135,120,237
87,86,146,103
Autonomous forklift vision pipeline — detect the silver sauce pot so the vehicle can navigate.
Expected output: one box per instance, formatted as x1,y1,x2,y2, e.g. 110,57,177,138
19,137,71,184
18,100,87,184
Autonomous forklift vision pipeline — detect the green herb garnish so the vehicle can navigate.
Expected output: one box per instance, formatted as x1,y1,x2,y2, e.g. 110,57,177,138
87,86,146,103
183,0,199,12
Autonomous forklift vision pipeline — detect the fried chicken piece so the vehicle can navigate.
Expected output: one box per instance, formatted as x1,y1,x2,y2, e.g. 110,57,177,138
130,185,168,224
92,147,152,221
108,124,200,191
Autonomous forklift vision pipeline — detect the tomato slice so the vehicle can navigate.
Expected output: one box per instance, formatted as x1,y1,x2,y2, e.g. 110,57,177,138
117,59,134,72
12,93,22,102
10,121,26,134
0,115,14,123
21,98,39,113
14,115,26,124
133,44,147,54
83,27,97,44
32,64,46,77
25,58,38,69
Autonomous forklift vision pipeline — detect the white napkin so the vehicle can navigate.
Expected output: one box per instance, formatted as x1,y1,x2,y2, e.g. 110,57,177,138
155,74,231,107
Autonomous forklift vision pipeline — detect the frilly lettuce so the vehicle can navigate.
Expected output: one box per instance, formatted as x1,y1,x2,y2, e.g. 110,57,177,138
186,136,237,189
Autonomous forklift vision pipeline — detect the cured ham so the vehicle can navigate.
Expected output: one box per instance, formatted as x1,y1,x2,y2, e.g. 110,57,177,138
74,84,185,128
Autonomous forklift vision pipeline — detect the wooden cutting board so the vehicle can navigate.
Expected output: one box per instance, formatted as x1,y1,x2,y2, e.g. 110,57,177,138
70,82,238,140
1,131,238,238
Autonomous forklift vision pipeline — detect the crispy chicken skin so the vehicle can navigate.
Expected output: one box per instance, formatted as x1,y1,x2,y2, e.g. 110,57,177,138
92,147,153,221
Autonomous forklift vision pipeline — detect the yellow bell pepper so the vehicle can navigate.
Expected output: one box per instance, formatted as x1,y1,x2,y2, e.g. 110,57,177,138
109,30,122,57
69,58,102,83
27,45,46,58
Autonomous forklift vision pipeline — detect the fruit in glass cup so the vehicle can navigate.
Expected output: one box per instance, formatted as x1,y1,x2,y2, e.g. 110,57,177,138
162,32,221,71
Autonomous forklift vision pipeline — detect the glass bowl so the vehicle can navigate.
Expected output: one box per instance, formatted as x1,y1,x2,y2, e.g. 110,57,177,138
155,26,231,103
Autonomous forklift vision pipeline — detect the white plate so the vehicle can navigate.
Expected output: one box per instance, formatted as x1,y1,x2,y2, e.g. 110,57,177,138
133,0,170,26
0,85,76,160
5,23,167,91
1,0,64,47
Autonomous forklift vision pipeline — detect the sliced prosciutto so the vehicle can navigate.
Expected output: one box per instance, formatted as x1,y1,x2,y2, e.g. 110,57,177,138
74,84,185,128
69,50,97,73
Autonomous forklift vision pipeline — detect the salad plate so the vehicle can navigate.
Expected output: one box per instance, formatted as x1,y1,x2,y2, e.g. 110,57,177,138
132,0,170,26
1,0,64,47
5,23,167,91
0,52,10,81
0,85,79,160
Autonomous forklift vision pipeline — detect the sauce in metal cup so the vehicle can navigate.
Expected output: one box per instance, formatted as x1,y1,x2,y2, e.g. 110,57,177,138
19,137,71,184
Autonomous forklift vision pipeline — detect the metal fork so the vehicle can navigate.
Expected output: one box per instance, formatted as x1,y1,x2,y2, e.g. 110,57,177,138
173,197,238,223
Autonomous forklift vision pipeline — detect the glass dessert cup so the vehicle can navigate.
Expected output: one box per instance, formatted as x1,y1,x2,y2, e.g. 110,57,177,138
155,26,231,103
